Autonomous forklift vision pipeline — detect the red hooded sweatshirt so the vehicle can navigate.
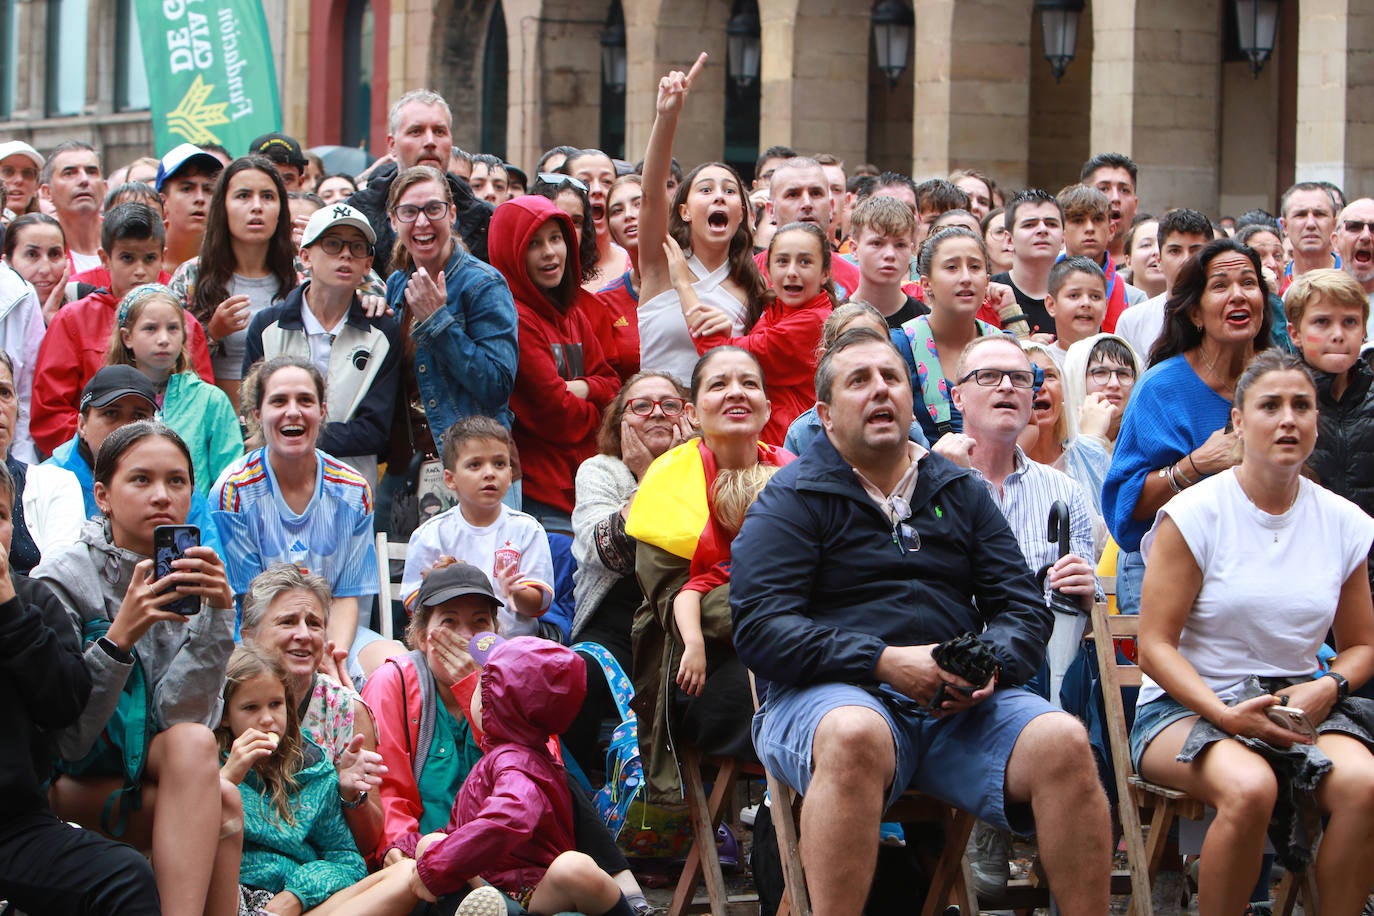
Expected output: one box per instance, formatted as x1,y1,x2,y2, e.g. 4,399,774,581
489,197,620,514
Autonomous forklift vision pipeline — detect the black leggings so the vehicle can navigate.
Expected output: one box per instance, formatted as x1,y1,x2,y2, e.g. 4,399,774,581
0,811,160,915
569,773,630,875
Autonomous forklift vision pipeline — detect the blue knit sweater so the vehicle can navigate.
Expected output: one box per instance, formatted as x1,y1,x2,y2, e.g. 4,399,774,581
1103,355,1231,552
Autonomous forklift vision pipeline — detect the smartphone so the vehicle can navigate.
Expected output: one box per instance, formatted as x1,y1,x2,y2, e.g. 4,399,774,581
1266,705,1318,742
154,525,201,616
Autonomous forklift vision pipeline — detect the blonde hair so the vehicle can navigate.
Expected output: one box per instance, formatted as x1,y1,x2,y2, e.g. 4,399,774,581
1283,267,1370,328
849,194,918,242
819,302,886,359
711,464,779,534
106,288,191,375
1020,340,1069,447
216,645,305,826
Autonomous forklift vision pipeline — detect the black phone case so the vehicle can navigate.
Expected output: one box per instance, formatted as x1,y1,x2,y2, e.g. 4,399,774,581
154,525,201,616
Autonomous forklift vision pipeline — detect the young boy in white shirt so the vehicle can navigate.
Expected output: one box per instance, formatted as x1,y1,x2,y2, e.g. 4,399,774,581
401,416,555,638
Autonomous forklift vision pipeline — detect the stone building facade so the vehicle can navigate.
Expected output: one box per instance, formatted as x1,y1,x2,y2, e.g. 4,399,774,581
2,0,1371,218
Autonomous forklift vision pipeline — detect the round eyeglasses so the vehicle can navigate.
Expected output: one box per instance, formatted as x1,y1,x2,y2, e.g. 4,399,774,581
392,200,451,223
315,236,374,258
1086,366,1137,385
627,397,686,417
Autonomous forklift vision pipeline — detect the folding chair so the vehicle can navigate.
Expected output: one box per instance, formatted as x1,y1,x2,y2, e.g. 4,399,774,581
1089,601,1319,916
373,531,408,640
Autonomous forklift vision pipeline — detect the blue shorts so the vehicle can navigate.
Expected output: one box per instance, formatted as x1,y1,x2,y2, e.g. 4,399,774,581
1129,695,1196,772
753,682,1055,833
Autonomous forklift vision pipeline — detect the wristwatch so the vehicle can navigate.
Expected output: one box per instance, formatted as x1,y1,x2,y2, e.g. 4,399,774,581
340,789,369,809
1322,670,1350,702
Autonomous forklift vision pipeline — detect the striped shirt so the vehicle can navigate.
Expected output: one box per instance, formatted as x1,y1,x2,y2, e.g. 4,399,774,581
212,448,378,598
970,446,1099,597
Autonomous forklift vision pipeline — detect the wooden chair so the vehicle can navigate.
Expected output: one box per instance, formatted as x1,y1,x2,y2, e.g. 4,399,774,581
372,531,408,640
670,741,980,916
1089,601,1319,916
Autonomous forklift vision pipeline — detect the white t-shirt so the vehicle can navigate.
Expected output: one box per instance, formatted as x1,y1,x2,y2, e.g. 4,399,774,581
401,502,555,637
1114,292,1166,364
1139,470,1374,705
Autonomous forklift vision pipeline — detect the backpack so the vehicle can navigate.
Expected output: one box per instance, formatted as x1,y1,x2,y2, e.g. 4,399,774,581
568,641,641,838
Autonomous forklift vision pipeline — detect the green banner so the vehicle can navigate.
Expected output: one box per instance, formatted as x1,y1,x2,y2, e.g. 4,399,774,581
134,0,282,155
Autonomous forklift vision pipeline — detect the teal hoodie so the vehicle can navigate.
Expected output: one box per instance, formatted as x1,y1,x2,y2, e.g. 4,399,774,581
158,370,243,496
238,737,366,910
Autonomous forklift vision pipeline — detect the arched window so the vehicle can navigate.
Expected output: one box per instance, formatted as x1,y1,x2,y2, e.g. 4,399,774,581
0,0,16,117
115,0,149,111
341,0,374,148
46,0,88,116
479,0,508,159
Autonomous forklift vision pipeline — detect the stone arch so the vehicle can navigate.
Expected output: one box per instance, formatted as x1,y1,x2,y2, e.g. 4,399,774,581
433,0,498,155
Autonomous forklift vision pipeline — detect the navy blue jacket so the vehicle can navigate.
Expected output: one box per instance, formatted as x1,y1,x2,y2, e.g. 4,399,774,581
731,431,1051,690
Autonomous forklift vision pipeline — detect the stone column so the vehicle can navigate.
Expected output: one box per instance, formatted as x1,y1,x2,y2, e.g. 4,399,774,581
1089,0,1222,214
1295,0,1374,193
623,0,728,171
758,0,867,167
911,0,1032,186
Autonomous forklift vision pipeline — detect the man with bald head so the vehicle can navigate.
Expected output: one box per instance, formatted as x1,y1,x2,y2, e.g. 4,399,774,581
758,157,860,295
345,88,493,272
1333,198,1374,327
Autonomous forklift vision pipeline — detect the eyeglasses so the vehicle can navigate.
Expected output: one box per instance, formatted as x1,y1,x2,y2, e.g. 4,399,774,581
1086,366,1137,385
315,236,374,258
537,173,588,192
958,368,1036,389
626,397,686,417
392,200,450,223
1341,219,1374,235
0,165,38,182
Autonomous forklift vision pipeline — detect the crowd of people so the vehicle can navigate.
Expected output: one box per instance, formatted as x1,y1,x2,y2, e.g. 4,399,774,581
3,48,1374,916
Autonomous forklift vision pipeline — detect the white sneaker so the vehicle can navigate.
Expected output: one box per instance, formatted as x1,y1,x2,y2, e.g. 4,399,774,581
454,885,508,916
966,819,1011,900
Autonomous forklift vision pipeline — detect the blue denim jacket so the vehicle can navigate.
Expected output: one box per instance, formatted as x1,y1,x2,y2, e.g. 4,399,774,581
385,246,519,452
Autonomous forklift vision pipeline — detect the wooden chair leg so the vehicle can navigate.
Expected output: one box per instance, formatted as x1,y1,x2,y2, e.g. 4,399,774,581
920,807,977,916
1116,794,1156,916
765,773,810,916
1275,865,1319,916
669,748,728,916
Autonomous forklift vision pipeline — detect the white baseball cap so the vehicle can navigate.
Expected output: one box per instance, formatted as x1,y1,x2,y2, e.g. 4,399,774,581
0,141,44,171
301,202,377,248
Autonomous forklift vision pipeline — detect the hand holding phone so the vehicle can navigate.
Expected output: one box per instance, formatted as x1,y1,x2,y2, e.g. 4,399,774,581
1265,705,1318,743
154,525,202,617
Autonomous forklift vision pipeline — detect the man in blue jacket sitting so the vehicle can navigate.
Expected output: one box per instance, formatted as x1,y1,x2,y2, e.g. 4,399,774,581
731,328,1111,916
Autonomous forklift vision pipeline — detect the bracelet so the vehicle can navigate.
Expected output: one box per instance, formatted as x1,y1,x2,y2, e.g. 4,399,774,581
1172,461,1196,487
1186,454,1204,478
1159,465,1182,494
339,789,369,809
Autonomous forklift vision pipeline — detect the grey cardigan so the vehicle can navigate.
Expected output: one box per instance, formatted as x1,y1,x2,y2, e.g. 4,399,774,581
35,518,236,760
570,454,639,638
